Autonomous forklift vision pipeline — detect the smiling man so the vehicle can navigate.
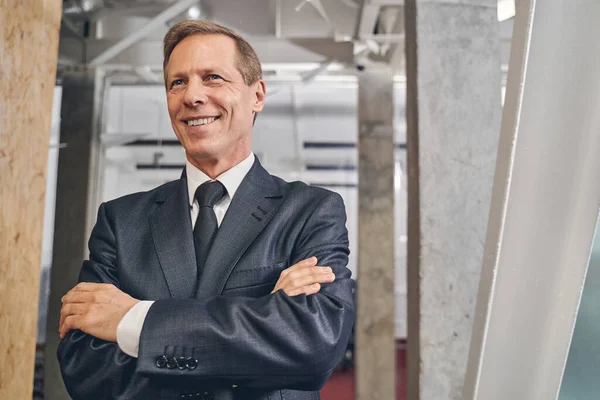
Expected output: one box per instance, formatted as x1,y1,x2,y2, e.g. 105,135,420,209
57,20,355,400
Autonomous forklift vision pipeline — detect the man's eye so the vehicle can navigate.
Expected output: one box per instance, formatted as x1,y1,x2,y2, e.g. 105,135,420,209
171,79,184,87
207,74,223,81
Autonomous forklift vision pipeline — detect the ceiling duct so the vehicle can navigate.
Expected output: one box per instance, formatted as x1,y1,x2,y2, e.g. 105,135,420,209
63,0,105,14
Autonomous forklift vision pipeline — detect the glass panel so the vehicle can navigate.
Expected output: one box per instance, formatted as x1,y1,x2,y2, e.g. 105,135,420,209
559,218,600,400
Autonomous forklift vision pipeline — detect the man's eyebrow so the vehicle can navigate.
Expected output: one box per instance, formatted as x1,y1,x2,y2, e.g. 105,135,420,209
203,67,230,76
167,68,231,81
166,71,184,82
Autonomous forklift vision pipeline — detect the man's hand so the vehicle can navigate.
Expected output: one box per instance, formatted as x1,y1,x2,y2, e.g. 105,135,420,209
59,283,140,342
271,257,335,296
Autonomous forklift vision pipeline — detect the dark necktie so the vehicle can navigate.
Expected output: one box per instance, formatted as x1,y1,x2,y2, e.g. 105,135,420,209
193,181,226,278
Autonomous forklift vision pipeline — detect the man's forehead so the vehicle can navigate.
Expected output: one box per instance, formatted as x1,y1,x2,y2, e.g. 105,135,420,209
173,34,236,57
167,34,238,71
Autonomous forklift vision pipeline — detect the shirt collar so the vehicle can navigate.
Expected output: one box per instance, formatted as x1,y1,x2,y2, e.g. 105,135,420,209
186,152,255,206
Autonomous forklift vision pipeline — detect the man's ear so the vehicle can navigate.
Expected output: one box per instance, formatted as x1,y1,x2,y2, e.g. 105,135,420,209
252,80,266,113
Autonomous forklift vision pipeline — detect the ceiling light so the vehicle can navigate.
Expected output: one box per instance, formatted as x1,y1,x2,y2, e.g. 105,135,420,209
187,6,201,19
498,0,515,22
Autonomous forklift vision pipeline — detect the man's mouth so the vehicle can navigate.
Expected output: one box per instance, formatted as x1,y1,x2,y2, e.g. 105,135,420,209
184,116,220,126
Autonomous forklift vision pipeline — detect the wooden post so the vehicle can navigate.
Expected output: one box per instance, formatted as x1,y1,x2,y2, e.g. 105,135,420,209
0,1,63,398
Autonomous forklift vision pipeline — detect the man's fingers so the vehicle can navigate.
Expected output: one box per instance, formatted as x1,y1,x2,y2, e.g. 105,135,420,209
286,270,335,289
60,315,84,338
289,283,321,296
279,266,333,287
62,290,112,304
280,257,318,277
72,282,116,292
62,291,93,304
61,303,87,318
271,258,335,296
298,256,318,266
59,303,88,332
304,283,322,295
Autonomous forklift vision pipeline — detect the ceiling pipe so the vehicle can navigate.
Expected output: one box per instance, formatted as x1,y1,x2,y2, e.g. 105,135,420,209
62,0,105,15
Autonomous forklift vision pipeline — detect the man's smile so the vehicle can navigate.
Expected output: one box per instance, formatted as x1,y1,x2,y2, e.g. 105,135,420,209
183,116,221,126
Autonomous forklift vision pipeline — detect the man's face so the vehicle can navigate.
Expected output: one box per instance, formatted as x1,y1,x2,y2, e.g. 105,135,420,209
165,34,265,166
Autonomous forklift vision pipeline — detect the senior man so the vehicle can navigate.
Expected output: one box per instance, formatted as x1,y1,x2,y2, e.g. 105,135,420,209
58,20,355,400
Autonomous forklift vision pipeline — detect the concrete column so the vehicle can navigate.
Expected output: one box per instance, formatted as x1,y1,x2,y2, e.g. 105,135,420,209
404,0,501,399
0,2,62,398
356,67,396,400
44,70,107,400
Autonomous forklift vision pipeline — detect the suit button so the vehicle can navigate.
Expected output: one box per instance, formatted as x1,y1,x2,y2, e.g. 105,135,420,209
177,357,187,370
166,356,178,369
186,357,198,370
156,355,168,368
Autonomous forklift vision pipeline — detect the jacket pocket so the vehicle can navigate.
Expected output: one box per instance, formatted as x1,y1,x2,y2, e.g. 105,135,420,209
224,261,287,290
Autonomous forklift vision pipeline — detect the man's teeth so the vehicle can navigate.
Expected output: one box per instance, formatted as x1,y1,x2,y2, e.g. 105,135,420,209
187,117,217,126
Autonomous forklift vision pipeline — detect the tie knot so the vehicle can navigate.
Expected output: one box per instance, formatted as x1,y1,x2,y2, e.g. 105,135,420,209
194,181,226,208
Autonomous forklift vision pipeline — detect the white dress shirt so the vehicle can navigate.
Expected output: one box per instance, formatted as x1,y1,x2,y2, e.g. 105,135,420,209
116,152,255,358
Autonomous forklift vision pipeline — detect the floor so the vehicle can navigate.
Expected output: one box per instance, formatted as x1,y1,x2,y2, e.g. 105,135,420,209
321,342,407,400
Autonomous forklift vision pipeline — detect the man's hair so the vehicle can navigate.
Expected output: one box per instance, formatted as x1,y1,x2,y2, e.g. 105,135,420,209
163,20,262,88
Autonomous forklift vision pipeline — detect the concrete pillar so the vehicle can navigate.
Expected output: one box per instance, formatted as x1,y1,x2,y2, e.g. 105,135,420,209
0,2,62,398
356,66,396,400
404,0,501,399
44,70,107,399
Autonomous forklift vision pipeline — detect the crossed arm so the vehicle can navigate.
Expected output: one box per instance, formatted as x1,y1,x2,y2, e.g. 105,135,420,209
57,193,355,398
59,257,336,343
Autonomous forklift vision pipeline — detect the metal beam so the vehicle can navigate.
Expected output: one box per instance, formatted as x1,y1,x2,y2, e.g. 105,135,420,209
463,0,600,398
370,0,404,4
354,2,381,40
61,16,84,41
295,0,332,26
87,0,197,67
134,66,162,84
362,33,404,43
86,37,355,66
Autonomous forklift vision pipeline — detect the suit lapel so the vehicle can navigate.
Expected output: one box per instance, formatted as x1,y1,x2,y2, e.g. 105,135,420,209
149,177,198,299
195,159,284,297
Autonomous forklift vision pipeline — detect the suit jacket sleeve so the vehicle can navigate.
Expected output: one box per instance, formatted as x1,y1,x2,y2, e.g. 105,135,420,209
137,191,356,391
57,203,149,400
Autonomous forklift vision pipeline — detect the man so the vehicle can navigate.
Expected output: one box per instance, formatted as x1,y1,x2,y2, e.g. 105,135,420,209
58,20,355,400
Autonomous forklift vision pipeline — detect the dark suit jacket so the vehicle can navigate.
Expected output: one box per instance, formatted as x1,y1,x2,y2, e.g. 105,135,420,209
57,159,356,400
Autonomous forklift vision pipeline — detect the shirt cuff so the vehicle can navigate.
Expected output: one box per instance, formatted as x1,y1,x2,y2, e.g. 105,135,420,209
117,300,154,358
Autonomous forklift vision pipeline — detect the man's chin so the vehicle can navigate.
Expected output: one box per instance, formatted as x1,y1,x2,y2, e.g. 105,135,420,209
184,147,221,163
180,134,218,155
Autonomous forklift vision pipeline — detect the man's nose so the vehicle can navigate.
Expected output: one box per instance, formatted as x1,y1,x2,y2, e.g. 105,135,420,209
183,80,208,106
